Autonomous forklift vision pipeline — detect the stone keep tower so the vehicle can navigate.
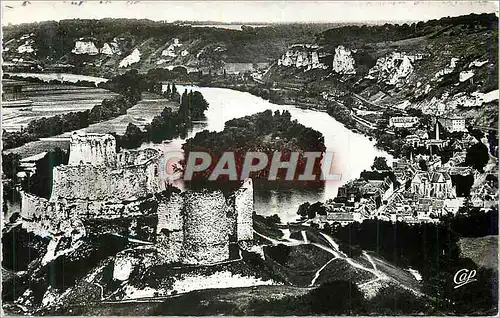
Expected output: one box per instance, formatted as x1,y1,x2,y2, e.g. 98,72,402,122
68,133,117,166
155,178,254,265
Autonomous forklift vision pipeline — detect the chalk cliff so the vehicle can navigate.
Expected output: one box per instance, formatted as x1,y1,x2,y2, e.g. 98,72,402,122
332,46,356,75
119,48,141,68
277,44,327,70
71,41,99,55
368,52,423,86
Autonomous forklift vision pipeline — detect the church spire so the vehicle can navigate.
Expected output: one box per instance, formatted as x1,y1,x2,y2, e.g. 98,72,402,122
435,120,440,140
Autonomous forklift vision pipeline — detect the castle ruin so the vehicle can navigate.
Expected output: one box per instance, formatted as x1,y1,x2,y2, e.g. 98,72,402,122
20,133,254,265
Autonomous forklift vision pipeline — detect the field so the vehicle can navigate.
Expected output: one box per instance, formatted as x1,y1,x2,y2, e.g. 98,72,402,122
458,235,498,269
2,80,118,132
3,92,176,159
4,72,108,85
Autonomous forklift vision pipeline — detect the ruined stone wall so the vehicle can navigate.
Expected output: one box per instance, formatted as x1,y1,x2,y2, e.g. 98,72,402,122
51,162,159,201
156,193,184,263
68,133,117,166
116,148,159,167
20,191,60,235
21,191,159,236
234,179,254,245
181,191,231,265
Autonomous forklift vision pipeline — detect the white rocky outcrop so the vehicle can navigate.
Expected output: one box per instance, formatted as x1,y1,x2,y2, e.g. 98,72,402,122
170,271,279,295
278,44,327,70
113,257,134,281
17,40,35,54
100,42,121,55
469,59,488,68
459,70,474,82
119,48,141,68
41,218,86,265
72,41,99,55
416,89,498,113
162,38,183,57
332,46,356,75
369,52,421,85
434,57,459,80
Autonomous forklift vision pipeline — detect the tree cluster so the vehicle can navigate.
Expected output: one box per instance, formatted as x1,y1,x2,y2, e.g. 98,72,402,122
327,207,498,314
117,88,210,149
2,70,147,150
181,110,326,191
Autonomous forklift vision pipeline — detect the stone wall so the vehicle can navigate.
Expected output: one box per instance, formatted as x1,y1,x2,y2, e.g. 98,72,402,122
21,190,159,236
116,148,159,167
68,133,117,166
21,131,254,266
51,161,159,202
20,191,61,235
181,191,231,265
234,178,254,245
156,192,184,263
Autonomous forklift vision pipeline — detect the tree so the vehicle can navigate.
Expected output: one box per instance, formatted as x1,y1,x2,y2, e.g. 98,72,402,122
265,214,281,224
465,142,489,172
309,202,327,216
166,83,171,97
418,159,428,171
171,83,177,97
297,202,311,217
371,156,390,171
120,123,144,149
2,153,21,181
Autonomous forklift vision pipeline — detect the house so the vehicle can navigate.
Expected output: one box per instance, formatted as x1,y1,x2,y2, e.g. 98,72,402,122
325,202,346,213
393,163,416,183
415,129,429,140
326,211,363,225
411,171,455,199
439,116,467,133
389,116,419,128
405,134,422,148
416,198,446,218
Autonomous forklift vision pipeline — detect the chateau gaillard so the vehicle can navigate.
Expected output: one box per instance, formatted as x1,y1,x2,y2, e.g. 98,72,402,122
1,1,498,316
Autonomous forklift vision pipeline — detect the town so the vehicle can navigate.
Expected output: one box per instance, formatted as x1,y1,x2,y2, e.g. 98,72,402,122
297,113,497,227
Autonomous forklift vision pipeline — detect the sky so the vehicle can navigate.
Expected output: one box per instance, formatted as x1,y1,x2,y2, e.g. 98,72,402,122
2,1,498,26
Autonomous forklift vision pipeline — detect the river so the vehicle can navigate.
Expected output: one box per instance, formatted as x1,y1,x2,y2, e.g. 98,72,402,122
142,85,391,222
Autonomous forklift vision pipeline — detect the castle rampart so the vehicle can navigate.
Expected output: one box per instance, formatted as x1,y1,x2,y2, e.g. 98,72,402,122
181,191,231,264
68,133,117,166
19,133,255,266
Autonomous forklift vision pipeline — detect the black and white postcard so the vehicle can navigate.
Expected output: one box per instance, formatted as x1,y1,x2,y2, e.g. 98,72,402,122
1,1,498,316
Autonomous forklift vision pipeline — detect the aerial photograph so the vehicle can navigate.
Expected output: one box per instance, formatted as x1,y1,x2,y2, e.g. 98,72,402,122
1,0,498,316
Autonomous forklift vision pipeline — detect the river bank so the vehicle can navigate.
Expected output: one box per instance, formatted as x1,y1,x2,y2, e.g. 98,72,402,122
154,85,392,222
195,81,384,151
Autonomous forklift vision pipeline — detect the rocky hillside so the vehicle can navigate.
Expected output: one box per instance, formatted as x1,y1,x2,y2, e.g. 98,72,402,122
2,20,340,77
3,14,498,139
263,13,498,129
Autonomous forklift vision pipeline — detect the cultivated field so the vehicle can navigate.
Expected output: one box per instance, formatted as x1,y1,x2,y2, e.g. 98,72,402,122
2,80,118,132
4,72,108,85
4,92,177,159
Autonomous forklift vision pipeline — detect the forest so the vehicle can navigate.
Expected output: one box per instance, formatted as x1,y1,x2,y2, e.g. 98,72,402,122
181,110,326,191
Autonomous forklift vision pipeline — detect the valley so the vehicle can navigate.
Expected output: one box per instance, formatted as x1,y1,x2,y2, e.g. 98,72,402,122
1,9,498,316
